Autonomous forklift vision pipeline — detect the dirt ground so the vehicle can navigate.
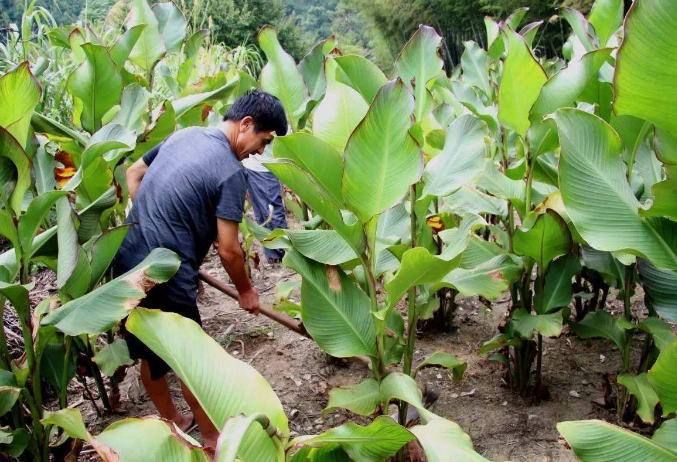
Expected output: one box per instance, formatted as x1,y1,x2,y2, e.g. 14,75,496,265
51,241,668,462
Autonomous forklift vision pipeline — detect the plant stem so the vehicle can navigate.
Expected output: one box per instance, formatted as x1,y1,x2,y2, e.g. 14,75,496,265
60,337,72,409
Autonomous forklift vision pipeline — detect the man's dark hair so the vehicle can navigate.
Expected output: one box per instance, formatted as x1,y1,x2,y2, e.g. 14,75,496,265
224,90,288,136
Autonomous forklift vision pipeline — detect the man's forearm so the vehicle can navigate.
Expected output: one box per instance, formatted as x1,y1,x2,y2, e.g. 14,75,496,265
219,248,253,294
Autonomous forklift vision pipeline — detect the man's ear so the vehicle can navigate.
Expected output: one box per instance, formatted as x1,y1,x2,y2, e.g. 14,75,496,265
240,116,255,132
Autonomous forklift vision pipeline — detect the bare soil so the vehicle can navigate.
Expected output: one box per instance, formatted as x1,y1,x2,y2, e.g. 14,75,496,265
52,244,665,462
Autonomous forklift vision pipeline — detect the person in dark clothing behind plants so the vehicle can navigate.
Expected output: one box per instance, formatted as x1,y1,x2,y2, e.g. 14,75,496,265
242,144,288,263
115,90,287,451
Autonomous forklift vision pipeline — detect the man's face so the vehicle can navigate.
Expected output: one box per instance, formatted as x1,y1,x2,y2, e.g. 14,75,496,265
235,116,275,160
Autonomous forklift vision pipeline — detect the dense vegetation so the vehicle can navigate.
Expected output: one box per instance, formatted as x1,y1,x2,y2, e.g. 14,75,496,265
1,0,677,461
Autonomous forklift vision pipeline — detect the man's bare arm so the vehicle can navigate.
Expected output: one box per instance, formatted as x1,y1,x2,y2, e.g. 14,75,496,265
216,218,260,315
126,158,149,201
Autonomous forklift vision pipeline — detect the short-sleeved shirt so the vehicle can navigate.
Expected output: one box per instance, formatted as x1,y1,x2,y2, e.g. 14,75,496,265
114,127,247,305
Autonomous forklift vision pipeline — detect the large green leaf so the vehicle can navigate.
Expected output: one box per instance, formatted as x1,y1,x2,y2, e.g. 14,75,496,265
18,190,67,262
312,58,368,151
394,25,443,122
648,340,677,416
109,24,146,69
638,318,677,352
410,418,490,462
570,310,626,356
588,0,623,46
55,198,91,299
298,36,335,101
547,109,677,270
323,378,380,417
171,78,238,119
461,41,490,98
442,186,507,218
334,55,387,103
216,414,282,462
342,79,421,223
558,420,677,462
0,61,41,148
617,373,659,424
513,210,572,271
0,370,20,417
437,254,521,301
127,308,288,462
0,127,30,214
613,0,677,136
637,258,677,322
258,26,309,130
273,133,343,206
67,43,123,134
422,114,488,197
93,338,134,377
127,0,166,71
498,27,547,139
414,351,466,382
534,254,581,314
89,224,132,288
152,2,187,55
291,417,413,462
653,420,677,453
513,309,564,339
284,249,377,358
283,230,357,265
111,83,150,133
42,248,180,335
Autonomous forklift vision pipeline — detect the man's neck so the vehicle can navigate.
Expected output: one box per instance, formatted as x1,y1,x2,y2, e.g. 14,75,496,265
221,120,238,148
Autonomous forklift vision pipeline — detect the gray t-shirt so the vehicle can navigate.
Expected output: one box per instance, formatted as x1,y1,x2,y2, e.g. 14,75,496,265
115,127,246,305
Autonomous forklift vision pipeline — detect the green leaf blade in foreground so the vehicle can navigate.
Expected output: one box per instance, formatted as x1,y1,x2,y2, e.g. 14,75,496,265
613,0,677,136
127,0,166,71
498,27,547,139
617,373,659,424
258,26,309,130
588,0,623,46
284,250,377,358
67,43,123,134
334,54,388,103
298,35,335,101
557,420,677,462
0,127,31,214
152,2,187,55
323,378,380,417
513,210,572,271
422,114,488,197
42,248,180,335
548,108,677,270
648,339,677,416
0,61,42,147
127,308,287,462
342,79,422,223
410,418,491,462
534,254,581,314
637,258,677,322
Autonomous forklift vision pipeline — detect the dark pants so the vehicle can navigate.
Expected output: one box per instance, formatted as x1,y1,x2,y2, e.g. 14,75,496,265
247,170,287,261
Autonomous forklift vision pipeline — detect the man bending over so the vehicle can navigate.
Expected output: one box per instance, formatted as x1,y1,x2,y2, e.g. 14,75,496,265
114,90,287,450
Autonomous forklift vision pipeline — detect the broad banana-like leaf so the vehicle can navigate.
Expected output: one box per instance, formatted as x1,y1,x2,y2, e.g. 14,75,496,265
512,309,563,339
534,254,581,314
422,114,488,197
570,310,626,356
561,8,599,53
127,0,166,71
648,339,677,416
410,418,491,462
638,318,676,352
127,308,288,462
436,254,521,301
394,25,443,122
283,229,357,265
460,235,508,268
548,109,677,270
33,138,57,194
588,0,623,46
312,58,368,151
323,378,380,417
109,24,147,69
152,2,187,55
342,79,422,223
172,77,238,119
132,101,176,160
290,417,413,462
617,373,659,424
93,338,133,376
31,112,88,145
478,162,526,213
258,26,309,130
385,248,461,309
379,372,434,421
216,414,282,462
520,21,543,49
498,27,547,139
530,48,613,122
557,420,677,462
461,41,491,98
273,133,343,205
637,258,677,322
43,248,180,335
437,213,487,260
18,190,67,262
0,127,30,214
77,187,119,243
513,210,572,271
298,36,335,101
442,186,507,219
582,245,624,287
67,43,123,134
653,420,677,453
0,370,20,417
334,54,387,103
111,83,150,133
284,249,377,358
0,62,41,148
264,158,364,253
613,0,677,136
376,203,410,245
55,198,91,299
89,224,132,288
0,211,18,255
177,29,210,89
414,351,466,382
643,166,677,220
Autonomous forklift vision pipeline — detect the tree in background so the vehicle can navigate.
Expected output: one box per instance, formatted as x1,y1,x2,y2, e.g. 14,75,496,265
1,0,85,26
